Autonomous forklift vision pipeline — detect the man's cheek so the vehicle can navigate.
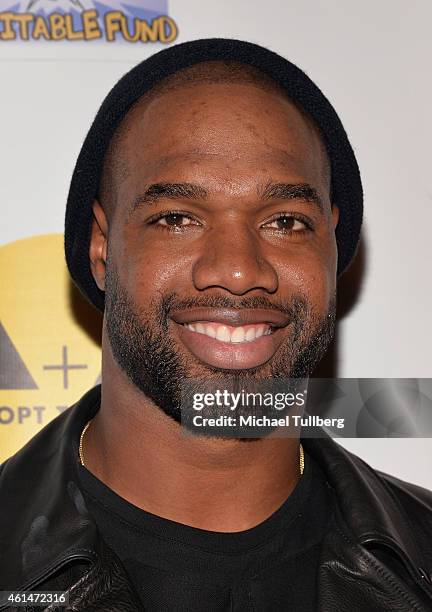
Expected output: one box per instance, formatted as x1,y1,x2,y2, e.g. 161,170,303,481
304,269,335,307
279,261,334,320
122,251,194,296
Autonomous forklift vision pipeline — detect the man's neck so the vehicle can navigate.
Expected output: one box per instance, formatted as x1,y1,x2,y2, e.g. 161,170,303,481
83,361,302,533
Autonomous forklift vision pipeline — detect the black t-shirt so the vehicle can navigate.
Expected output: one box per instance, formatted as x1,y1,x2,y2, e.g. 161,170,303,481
78,451,333,611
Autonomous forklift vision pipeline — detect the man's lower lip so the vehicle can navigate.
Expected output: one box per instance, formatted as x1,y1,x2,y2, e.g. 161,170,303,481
174,322,283,369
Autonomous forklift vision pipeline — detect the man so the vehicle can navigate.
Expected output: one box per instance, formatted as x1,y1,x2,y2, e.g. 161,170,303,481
1,38,432,612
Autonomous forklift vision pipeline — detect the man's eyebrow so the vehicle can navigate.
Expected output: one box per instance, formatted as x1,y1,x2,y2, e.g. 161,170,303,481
130,183,208,211
259,182,324,211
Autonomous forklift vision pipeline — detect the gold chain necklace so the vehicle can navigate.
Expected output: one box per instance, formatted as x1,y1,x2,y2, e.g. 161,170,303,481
79,420,305,475
299,442,305,475
79,420,92,468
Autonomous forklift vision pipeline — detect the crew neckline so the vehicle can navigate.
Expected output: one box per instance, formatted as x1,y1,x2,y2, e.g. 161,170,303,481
77,450,323,555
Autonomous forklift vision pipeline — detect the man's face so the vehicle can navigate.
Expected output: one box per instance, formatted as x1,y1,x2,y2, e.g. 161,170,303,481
97,79,339,422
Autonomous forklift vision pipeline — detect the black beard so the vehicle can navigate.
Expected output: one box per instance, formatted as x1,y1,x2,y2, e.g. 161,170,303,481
104,262,336,430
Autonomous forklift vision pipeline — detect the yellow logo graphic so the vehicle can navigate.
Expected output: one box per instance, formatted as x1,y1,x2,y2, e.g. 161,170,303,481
0,234,102,462
0,0,178,43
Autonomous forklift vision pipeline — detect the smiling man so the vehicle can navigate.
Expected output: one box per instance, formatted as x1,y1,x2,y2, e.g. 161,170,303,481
1,39,432,612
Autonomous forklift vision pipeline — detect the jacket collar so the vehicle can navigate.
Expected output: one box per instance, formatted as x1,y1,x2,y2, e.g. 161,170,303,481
0,385,428,592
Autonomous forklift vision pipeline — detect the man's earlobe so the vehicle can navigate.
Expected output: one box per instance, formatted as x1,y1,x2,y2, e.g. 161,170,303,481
89,200,108,291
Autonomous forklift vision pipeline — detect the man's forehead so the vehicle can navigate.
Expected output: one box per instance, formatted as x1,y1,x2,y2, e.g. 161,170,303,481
126,147,309,175
122,78,319,139
116,127,329,212
122,89,325,165
99,66,331,215
114,143,331,216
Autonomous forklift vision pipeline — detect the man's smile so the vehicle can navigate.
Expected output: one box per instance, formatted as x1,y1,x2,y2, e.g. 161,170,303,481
171,307,290,369
183,321,272,343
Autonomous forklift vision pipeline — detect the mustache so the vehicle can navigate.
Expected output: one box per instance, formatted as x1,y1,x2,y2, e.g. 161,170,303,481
159,292,308,320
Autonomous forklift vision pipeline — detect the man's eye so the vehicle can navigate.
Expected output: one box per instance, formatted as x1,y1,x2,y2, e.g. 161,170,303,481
263,216,308,232
156,213,196,228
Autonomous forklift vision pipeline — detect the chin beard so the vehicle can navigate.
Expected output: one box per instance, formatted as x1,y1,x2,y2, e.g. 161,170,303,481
104,262,336,433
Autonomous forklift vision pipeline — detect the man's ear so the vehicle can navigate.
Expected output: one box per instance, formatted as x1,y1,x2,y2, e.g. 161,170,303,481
89,200,108,291
331,204,339,230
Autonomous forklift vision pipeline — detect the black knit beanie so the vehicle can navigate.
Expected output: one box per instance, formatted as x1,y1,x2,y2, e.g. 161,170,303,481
65,37,363,312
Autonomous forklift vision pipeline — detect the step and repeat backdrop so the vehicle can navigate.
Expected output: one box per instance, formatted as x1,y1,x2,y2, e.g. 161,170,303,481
1,1,431,486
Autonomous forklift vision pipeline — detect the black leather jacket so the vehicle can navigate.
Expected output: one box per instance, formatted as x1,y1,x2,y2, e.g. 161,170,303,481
1,385,432,611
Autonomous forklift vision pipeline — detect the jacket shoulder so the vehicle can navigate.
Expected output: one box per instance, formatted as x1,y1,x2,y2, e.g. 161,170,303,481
0,407,71,484
0,386,100,487
373,468,432,569
0,387,101,592
379,471,432,509
378,469,432,524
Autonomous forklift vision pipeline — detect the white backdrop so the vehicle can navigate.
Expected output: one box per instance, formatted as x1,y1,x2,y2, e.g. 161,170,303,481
1,0,431,487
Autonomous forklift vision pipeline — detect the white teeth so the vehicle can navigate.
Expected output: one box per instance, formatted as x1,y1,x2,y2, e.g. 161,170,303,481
216,325,231,342
245,327,256,341
231,327,246,343
185,322,272,343
206,326,217,338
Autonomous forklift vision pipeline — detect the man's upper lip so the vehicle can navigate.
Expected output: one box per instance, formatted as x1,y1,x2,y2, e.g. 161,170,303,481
171,308,290,328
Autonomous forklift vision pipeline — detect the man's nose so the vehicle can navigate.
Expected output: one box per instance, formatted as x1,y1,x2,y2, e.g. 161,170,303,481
192,225,278,295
